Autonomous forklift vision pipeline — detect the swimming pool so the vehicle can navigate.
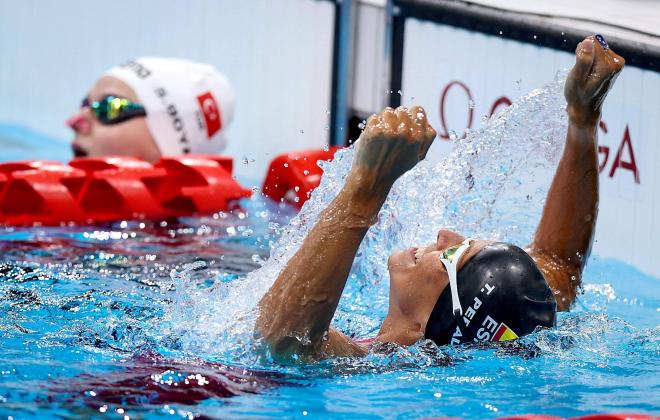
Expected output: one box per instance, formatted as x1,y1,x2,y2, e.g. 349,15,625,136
0,196,658,419
1,73,658,419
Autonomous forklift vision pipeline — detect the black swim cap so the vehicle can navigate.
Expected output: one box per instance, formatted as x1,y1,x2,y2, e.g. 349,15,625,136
424,242,556,345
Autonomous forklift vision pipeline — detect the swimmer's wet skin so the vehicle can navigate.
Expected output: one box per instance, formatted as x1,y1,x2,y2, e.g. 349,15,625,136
256,35,625,362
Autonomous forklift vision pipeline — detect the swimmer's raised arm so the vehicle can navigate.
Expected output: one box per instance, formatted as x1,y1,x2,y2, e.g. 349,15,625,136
256,106,436,361
528,36,624,310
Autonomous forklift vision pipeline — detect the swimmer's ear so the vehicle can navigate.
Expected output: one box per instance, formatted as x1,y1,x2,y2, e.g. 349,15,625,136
573,39,596,83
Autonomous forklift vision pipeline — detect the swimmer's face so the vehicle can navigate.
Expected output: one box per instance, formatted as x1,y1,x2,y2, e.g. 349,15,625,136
381,229,466,344
67,76,161,162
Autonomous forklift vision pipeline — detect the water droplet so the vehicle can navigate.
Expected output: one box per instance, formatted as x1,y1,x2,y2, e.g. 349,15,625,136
468,99,475,109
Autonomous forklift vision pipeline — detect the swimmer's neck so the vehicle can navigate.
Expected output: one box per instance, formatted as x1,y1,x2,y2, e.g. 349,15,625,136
376,311,426,346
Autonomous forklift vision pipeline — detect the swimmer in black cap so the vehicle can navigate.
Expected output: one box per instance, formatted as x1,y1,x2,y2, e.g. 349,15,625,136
256,36,625,360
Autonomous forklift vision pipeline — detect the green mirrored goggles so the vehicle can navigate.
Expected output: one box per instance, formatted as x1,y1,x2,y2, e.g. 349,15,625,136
82,95,147,125
441,243,461,263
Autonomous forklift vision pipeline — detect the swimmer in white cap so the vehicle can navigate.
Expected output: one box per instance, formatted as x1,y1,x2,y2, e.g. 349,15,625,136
67,57,235,162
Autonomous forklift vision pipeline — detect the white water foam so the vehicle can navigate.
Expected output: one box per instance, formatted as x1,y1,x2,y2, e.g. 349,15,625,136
166,71,570,360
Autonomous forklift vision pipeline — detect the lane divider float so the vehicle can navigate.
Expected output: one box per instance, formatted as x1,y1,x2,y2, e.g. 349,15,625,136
0,147,340,226
0,155,250,226
262,147,340,208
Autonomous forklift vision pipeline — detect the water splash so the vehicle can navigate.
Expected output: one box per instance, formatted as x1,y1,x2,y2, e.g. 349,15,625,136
167,71,570,359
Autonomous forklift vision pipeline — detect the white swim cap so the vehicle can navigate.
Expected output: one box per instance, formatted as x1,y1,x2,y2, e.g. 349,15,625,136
105,57,234,156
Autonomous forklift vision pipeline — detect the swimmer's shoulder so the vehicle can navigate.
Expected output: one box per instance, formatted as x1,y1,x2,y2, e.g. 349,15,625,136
525,248,577,311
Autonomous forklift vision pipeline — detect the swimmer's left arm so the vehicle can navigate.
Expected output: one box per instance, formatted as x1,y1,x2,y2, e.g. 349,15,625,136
528,36,624,310
256,106,435,361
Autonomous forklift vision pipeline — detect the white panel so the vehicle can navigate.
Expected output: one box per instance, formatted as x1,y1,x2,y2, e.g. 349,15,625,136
465,0,660,40
400,19,660,278
351,3,388,115
0,0,335,182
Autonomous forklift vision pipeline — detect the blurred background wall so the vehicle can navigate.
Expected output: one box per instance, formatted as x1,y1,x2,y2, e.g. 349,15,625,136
0,0,335,181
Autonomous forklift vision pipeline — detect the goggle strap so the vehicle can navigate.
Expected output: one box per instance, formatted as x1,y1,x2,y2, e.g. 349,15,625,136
439,239,474,316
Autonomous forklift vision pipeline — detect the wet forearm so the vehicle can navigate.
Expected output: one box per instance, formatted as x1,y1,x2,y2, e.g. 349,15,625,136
532,118,599,270
256,173,389,356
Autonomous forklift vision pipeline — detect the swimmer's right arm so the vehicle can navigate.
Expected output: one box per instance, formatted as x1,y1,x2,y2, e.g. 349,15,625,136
256,106,436,361
528,36,624,310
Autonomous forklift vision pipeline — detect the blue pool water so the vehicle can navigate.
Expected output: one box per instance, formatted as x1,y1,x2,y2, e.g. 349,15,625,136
0,198,658,419
1,73,659,419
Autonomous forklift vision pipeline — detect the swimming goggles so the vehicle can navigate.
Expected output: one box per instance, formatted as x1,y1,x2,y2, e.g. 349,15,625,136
81,95,147,125
439,238,473,316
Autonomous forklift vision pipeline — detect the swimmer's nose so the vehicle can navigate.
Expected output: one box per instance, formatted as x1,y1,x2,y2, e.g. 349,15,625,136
66,111,91,135
436,229,464,250
436,229,452,248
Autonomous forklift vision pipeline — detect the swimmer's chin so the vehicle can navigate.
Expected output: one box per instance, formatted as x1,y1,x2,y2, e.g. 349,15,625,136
71,144,89,158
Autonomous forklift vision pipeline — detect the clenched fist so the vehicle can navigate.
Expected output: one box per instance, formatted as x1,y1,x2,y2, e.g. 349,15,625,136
565,35,625,127
350,106,436,192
